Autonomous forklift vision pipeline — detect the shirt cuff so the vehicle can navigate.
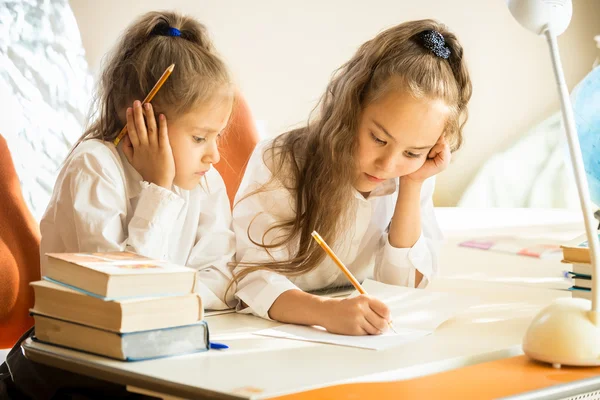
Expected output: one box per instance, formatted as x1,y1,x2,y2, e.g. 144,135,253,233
235,274,300,320
382,233,432,287
193,269,235,311
194,278,230,311
135,182,184,226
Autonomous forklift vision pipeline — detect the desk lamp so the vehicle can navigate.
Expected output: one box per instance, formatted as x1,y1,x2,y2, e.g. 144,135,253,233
507,0,600,367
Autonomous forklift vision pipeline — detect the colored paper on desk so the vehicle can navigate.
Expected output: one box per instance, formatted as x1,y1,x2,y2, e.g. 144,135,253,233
459,237,562,259
255,280,475,350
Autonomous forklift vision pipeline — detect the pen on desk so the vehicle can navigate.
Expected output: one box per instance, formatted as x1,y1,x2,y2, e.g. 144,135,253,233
311,231,398,334
210,342,229,350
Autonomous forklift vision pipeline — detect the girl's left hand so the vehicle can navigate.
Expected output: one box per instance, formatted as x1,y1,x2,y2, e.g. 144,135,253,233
404,135,451,183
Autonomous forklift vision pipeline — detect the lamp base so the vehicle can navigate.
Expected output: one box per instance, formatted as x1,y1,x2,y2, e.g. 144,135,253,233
523,298,600,367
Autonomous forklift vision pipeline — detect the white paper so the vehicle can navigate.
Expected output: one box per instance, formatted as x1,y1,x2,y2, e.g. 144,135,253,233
255,325,432,350
254,279,475,350
357,280,475,332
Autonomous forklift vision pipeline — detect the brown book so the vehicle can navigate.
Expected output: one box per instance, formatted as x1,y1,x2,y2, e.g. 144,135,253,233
31,280,203,332
33,314,209,361
560,233,600,264
44,251,196,299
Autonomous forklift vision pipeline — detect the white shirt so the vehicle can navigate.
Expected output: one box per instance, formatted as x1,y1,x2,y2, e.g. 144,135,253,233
232,141,444,319
40,139,236,310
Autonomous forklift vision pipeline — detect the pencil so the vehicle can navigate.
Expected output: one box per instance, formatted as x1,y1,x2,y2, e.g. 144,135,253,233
311,230,398,334
113,63,175,146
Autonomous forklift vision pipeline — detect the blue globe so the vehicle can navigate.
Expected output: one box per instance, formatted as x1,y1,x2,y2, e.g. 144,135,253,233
574,66,600,205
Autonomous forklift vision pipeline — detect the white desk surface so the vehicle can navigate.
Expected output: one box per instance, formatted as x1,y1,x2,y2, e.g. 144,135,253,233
436,207,583,291
22,208,586,399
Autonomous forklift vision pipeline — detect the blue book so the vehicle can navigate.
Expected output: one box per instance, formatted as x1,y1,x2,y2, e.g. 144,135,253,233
32,313,209,361
569,286,592,300
567,271,592,279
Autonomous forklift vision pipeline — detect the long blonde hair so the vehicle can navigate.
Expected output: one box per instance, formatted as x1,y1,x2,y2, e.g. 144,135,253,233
234,19,472,284
72,11,230,150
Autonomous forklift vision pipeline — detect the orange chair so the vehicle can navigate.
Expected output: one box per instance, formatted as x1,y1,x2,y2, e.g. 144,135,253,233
0,135,41,349
215,92,260,207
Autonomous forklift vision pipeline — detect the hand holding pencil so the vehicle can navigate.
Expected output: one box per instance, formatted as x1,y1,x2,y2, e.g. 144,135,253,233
121,100,176,189
114,64,176,189
113,64,175,147
311,231,397,335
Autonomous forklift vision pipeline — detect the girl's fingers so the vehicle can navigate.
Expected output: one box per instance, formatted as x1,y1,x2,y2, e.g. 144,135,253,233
144,103,158,147
125,108,139,148
133,100,148,145
428,140,448,159
440,145,452,165
366,297,391,320
122,135,134,163
158,114,170,149
428,147,441,159
432,143,451,168
361,317,382,335
364,308,388,333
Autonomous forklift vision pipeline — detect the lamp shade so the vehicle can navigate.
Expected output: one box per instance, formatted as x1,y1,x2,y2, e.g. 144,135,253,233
506,0,572,35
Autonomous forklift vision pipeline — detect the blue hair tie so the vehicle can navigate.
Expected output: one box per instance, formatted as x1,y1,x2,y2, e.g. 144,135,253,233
168,27,181,37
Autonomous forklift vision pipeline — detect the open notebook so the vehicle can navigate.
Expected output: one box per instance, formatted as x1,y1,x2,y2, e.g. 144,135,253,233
255,279,476,350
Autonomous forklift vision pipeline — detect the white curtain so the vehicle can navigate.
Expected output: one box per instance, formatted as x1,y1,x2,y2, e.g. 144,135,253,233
0,0,92,220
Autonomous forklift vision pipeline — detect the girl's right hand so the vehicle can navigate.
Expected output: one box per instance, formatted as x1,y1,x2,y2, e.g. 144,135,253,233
121,100,176,189
321,295,391,336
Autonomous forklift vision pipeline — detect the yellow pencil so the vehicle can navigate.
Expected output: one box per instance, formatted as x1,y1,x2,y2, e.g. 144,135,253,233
311,231,398,334
113,63,175,146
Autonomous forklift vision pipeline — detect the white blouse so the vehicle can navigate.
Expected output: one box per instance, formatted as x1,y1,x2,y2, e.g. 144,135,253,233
232,141,444,319
40,139,236,310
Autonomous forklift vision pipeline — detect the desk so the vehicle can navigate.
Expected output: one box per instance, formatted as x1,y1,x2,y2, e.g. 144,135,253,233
22,208,588,399
437,207,583,290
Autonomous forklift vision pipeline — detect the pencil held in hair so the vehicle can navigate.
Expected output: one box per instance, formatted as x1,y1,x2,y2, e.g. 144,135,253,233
311,231,398,334
113,63,175,146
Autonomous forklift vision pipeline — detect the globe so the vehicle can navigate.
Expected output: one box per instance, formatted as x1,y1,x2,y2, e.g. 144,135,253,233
574,66,600,206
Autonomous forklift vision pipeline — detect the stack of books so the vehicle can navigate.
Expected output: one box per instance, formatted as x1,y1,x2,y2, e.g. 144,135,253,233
561,233,598,300
31,252,208,361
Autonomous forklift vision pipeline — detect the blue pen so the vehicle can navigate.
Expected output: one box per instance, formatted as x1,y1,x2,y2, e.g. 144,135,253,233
210,342,229,350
